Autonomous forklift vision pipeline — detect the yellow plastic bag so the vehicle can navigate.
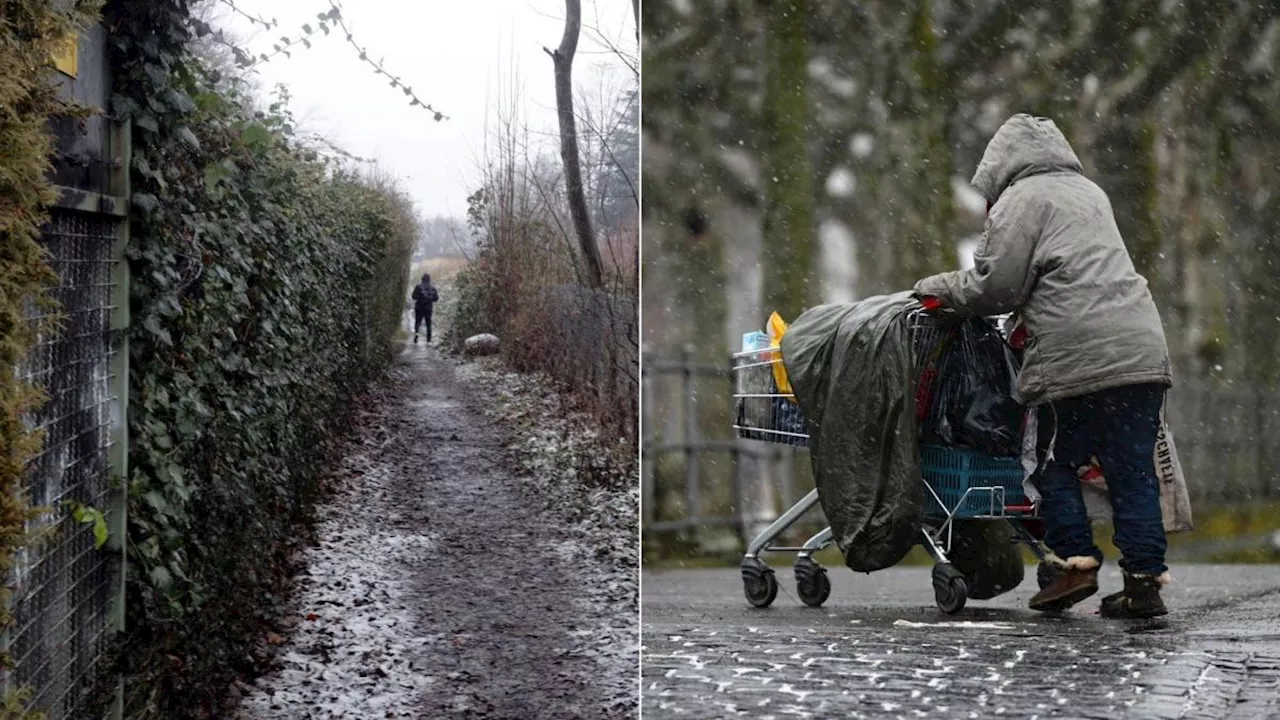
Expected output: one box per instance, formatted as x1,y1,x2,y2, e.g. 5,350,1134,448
767,312,793,396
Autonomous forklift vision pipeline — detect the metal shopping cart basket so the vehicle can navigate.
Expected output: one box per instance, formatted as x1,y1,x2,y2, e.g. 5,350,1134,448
731,305,1050,614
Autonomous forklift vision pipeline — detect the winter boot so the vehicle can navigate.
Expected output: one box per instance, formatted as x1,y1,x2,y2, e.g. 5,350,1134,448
1100,572,1169,619
413,334,419,344
1028,556,1099,612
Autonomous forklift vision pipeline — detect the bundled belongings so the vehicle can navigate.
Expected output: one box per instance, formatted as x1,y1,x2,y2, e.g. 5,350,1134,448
1021,396,1194,533
780,295,1027,595
780,292,925,572
1004,311,1193,533
734,314,807,446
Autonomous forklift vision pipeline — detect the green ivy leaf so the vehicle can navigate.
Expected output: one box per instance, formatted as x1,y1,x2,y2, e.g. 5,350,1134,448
92,518,109,549
241,123,271,148
149,566,173,592
142,315,173,346
203,163,229,191
68,502,109,550
176,126,200,149
166,88,197,114
142,491,167,513
133,193,160,214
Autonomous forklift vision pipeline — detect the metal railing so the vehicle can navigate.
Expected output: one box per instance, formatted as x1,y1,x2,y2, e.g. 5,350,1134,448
642,347,1280,556
641,348,824,551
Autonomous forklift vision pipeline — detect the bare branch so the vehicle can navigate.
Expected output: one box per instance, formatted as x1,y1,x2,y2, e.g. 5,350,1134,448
547,0,606,288
575,89,638,206
325,3,449,121
216,0,277,29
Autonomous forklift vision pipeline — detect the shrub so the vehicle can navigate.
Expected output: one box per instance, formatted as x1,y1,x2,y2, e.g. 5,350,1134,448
441,260,498,351
444,147,638,449
104,1,415,715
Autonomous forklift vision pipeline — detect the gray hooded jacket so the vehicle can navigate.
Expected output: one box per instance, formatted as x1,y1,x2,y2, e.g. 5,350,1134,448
915,114,1172,406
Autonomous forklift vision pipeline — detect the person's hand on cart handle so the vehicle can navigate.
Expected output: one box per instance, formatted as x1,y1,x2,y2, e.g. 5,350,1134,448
918,295,944,312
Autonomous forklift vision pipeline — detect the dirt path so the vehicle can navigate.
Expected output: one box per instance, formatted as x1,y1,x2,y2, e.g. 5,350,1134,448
236,345,637,719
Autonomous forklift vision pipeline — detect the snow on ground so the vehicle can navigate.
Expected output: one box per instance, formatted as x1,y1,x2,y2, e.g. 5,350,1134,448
234,346,638,718
235,417,438,718
454,357,640,712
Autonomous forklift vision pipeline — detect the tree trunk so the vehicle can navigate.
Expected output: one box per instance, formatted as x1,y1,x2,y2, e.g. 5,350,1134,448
1093,118,1162,282
760,0,814,321
548,0,605,288
894,0,957,288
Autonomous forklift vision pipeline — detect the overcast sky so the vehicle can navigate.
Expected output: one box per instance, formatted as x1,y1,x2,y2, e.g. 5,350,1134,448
217,0,635,220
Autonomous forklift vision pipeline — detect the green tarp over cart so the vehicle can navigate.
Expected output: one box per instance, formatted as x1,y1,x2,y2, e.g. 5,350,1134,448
781,293,1024,597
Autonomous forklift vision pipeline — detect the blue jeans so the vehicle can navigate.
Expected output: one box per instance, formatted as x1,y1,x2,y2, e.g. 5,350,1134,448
1032,383,1168,575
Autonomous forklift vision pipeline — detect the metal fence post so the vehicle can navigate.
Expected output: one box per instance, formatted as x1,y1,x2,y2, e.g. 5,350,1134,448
641,348,655,527
729,443,744,544
105,116,131,720
681,346,700,530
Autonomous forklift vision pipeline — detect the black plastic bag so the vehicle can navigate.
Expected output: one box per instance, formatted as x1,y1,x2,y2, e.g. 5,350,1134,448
946,519,1026,599
923,318,1023,456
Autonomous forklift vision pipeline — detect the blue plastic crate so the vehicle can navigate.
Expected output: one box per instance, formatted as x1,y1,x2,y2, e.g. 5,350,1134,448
920,445,1027,518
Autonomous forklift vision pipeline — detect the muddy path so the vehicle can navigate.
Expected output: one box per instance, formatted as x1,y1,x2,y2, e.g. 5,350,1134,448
398,348,615,718
236,345,636,719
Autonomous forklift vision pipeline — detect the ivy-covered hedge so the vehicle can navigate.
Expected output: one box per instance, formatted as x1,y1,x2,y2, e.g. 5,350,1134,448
102,1,415,715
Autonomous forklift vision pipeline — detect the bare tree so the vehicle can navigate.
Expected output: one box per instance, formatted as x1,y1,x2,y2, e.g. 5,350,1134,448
546,0,605,288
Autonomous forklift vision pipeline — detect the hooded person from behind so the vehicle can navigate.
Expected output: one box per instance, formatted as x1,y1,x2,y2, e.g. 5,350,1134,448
914,114,1176,619
411,273,439,344
918,114,1171,404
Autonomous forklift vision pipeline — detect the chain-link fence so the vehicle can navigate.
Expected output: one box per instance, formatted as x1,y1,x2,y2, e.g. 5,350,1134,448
8,209,120,717
0,24,130,719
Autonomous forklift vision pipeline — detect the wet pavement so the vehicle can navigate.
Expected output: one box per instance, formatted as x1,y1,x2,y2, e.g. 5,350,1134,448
642,564,1280,718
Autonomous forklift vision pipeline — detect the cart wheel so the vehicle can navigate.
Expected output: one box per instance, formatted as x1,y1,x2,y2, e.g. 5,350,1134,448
794,557,831,608
741,558,779,608
932,563,969,615
1036,562,1061,590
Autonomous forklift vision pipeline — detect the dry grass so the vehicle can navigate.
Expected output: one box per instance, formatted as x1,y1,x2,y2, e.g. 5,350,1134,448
411,256,469,284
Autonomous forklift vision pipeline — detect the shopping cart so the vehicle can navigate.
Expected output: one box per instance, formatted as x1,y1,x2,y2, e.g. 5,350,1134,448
731,304,1051,614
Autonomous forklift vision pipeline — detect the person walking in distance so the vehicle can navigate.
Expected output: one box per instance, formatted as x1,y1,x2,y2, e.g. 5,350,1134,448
411,273,439,344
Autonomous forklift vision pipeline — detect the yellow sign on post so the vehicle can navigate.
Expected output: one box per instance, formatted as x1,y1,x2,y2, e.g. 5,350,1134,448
53,33,78,78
